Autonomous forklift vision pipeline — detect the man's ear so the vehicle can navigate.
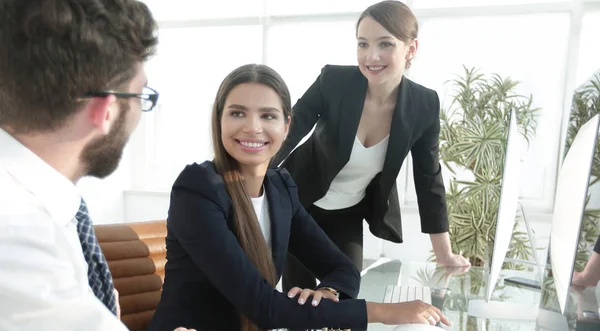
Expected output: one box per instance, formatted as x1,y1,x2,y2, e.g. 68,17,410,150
87,95,118,135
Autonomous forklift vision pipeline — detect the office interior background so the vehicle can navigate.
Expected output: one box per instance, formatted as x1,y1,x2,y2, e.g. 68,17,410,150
78,0,600,263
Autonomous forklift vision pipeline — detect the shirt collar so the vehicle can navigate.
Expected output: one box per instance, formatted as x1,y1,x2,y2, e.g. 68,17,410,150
0,128,80,226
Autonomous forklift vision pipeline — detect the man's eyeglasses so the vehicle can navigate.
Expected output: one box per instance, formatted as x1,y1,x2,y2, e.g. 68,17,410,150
83,86,159,112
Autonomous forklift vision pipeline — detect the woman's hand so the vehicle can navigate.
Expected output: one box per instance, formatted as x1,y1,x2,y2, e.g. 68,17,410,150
437,252,471,267
287,286,339,306
572,271,597,287
430,233,471,267
367,300,452,326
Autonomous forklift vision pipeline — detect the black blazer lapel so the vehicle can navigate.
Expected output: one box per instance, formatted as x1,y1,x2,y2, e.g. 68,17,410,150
380,77,416,196
263,172,291,279
337,70,368,167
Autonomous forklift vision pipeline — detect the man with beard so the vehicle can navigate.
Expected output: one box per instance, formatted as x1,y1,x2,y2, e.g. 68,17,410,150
0,0,159,330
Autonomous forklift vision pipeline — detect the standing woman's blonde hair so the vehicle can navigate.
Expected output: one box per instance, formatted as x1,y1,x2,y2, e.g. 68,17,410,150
210,64,292,331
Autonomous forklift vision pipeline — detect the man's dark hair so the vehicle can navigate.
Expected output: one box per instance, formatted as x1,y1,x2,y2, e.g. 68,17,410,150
0,0,158,133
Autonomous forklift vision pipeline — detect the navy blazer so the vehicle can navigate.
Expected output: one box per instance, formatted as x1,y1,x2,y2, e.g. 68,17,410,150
272,65,449,243
148,161,368,331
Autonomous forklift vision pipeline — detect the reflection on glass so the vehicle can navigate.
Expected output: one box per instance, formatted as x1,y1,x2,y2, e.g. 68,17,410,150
411,262,538,330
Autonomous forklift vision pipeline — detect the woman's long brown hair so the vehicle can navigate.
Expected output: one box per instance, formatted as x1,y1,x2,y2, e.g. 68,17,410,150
211,64,292,331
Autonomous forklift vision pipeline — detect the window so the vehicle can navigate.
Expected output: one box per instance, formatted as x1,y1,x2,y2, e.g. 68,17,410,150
404,13,570,212
576,11,600,87
266,0,403,16
143,26,263,190
141,0,264,21
131,0,593,217
265,21,357,101
413,0,569,8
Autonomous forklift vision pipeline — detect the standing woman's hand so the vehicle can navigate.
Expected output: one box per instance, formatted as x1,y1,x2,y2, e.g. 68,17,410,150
438,252,471,268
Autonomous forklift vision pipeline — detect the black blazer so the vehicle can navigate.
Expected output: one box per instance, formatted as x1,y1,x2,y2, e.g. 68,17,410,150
148,161,368,331
272,65,449,243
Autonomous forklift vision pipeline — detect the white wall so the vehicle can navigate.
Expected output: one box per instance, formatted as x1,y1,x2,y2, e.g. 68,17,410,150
76,127,141,225
77,173,126,225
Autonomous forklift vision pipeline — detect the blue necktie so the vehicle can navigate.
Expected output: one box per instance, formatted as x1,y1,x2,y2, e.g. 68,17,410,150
75,198,117,315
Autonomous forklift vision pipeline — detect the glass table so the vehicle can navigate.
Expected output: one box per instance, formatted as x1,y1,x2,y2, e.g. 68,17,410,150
358,259,600,331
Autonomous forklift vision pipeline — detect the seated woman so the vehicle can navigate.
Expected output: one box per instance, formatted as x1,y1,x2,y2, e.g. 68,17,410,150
148,64,451,331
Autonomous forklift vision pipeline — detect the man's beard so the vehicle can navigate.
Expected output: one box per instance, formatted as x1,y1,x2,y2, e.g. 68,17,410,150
80,102,131,179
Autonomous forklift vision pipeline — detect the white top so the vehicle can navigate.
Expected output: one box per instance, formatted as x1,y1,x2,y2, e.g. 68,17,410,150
0,128,127,331
250,188,271,249
314,135,389,210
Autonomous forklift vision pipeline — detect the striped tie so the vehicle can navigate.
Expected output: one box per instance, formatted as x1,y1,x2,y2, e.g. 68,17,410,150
75,198,117,315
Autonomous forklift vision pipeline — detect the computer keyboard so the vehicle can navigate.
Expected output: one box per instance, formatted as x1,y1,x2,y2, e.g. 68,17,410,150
382,284,432,305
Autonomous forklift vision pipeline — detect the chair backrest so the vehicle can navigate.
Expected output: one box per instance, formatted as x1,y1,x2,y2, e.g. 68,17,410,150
95,220,167,331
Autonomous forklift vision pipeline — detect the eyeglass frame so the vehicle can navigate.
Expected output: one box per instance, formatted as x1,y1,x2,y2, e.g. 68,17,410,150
82,86,159,112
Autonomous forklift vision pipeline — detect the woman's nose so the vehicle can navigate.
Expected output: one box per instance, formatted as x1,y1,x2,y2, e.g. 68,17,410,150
243,116,262,134
367,48,381,62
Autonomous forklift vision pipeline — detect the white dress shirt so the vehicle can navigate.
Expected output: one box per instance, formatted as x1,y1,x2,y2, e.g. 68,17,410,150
0,128,127,330
250,188,271,250
314,135,389,210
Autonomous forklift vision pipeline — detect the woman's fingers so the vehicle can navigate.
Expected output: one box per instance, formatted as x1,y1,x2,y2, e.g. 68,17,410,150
416,315,430,324
317,289,339,301
425,305,452,327
298,288,313,305
439,313,452,326
287,287,340,306
311,290,323,306
426,309,440,325
287,286,303,298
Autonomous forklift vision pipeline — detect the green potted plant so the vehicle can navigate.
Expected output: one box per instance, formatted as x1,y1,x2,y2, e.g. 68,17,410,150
437,66,540,267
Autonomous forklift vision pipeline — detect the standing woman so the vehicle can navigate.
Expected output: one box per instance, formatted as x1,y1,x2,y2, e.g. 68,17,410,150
273,0,470,294
148,64,451,330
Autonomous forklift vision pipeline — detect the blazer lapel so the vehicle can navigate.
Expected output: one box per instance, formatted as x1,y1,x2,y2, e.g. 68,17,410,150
337,69,368,166
380,77,416,196
263,172,291,279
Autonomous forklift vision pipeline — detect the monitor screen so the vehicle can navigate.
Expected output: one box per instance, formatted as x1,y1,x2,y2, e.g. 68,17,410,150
486,109,522,301
549,114,599,314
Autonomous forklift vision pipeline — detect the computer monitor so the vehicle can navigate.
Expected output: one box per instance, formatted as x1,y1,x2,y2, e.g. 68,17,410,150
467,109,540,319
550,114,598,314
486,108,523,301
535,114,600,330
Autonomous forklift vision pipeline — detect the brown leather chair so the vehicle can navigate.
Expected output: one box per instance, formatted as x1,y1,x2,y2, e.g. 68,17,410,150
95,220,167,331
